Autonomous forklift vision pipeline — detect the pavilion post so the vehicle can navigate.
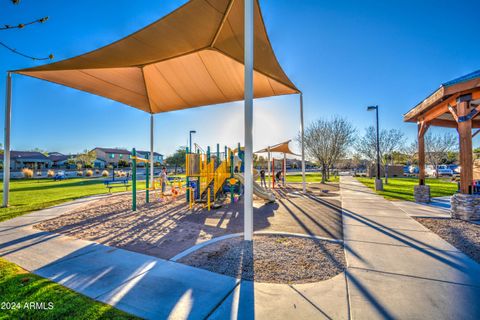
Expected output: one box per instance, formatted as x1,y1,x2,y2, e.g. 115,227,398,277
418,123,426,185
3,72,12,208
457,96,473,194
414,121,430,202
243,0,254,241
299,93,306,193
150,114,154,187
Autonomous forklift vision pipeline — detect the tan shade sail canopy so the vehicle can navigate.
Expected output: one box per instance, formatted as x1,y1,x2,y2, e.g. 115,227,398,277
13,0,298,113
255,140,298,155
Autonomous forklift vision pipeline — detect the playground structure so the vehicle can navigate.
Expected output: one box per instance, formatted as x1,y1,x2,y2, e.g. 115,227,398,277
186,143,275,210
256,140,299,189
130,148,184,211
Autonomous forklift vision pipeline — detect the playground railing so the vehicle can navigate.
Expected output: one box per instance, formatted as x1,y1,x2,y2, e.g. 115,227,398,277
214,160,230,197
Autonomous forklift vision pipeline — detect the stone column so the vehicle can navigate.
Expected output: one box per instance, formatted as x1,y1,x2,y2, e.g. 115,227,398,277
451,193,480,220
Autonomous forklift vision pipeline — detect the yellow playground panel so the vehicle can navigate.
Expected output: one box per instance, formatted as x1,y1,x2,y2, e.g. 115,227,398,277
185,143,275,211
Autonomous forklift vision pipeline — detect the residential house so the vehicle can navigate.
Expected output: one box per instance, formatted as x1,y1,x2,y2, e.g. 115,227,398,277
48,152,74,168
137,151,164,166
94,158,107,169
9,151,53,170
93,147,131,167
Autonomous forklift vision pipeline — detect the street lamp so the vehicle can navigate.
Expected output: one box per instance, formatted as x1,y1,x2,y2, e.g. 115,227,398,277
189,130,196,153
367,105,383,191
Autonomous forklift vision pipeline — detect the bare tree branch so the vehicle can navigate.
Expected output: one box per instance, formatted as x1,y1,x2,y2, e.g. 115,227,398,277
425,131,457,178
297,117,356,183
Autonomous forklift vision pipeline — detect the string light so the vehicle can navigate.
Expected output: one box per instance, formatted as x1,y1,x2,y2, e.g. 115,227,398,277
1,17,49,30
0,42,53,61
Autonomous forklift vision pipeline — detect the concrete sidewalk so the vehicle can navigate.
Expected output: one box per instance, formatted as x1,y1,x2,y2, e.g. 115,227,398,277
3,179,477,319
0,196,349,319
341,176,480,319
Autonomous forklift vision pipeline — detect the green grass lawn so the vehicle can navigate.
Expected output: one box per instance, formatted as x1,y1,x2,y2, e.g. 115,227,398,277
0,258,137,319
356,177,458,201
285,173,339,183
0,178,146,222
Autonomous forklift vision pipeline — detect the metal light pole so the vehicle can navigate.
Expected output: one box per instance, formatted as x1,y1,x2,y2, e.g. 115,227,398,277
189,130,196,154
367,105,383,191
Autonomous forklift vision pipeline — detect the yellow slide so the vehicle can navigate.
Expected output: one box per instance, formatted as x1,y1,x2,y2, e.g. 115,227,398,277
234,173,275,202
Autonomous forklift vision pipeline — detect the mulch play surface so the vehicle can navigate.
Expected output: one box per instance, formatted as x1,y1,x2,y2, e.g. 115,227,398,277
35,183,343,260
179,234,345,284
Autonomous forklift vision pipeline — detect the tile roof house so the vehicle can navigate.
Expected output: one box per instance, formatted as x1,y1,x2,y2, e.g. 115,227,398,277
8,151,52,170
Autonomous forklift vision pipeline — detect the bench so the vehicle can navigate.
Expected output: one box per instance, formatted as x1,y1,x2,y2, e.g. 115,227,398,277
104,179,130,192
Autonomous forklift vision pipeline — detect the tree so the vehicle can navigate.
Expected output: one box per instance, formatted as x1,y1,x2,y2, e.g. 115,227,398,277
356,127,405,183
425,132,457,178
298,117,356,183
75,150,97,169
404,140,418,165
1,1,53,60
165,147,186,174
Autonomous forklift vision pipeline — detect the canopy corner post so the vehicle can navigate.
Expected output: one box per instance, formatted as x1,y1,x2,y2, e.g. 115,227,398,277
244,0,254,241
3,71,12,208
299,92,306,194
150,113,154,188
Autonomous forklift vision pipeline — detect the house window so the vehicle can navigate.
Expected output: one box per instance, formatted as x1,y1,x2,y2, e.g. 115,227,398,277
109,153,115,159
119,154,123,159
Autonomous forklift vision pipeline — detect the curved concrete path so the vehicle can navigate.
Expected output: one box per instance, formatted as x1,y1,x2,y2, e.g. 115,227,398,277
2,178,477,319
341,176,480,319
0,194,349,319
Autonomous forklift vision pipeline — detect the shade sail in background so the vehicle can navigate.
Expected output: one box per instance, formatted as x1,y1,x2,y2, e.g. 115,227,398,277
255,140,298,155
13,0,298,113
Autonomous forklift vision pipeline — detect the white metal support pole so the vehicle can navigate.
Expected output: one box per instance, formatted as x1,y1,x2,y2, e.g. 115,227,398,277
267,147,271,189
283,152,286,187
150,114,154,186
244,0,254,241
300,93,306,193
3,72,12,208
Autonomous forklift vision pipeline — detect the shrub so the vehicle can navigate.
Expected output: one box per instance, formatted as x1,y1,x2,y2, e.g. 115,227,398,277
47,170,55,177
36,171,42,176
76,171,83,176
102,170,109,177
21,168,33,178
118,160,129,168
85,169,93,177
95,169,100,174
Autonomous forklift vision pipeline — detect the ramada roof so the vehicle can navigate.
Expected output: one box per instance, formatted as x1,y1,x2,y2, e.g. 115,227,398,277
403,69,480,123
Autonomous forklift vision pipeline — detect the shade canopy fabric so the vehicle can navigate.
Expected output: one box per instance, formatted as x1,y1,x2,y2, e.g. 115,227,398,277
13,0,298,113
255,140,298,155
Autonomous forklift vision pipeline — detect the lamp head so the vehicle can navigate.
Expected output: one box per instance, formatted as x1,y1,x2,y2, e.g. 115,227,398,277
367,105,378,111
190,130,197,134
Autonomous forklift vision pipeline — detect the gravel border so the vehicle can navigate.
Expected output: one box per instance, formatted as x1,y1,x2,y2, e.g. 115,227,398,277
178,234,346,284
414,217,480,264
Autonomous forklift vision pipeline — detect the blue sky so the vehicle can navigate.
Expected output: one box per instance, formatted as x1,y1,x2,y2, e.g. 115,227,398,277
1,0,480,156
